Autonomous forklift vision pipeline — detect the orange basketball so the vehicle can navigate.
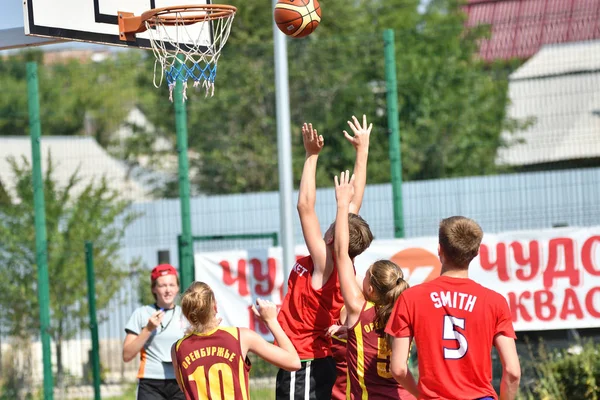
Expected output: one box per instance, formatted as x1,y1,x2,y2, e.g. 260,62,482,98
274,0,321,38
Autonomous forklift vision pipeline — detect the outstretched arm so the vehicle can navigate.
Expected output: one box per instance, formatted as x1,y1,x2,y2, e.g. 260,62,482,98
344,115,372,215
390,337,420,398
297,123,327,270
241,299,301,371
334,171,366,325
495,335,521,400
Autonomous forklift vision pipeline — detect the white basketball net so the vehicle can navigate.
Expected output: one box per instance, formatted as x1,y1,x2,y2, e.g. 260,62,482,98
145,8,235,101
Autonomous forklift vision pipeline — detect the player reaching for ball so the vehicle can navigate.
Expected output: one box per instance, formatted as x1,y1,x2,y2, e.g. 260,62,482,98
275,116,374,400
333,170,418,399
386,216,521,400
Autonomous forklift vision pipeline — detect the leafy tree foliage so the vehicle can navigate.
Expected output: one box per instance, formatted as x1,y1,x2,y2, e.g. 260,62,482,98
0,154,139,382
0,0,525,195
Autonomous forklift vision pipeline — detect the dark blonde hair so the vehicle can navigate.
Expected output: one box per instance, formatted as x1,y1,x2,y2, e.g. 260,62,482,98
368,260,409,349
439,216,483,268
348,213,374,258
330,213,374,258
181,281,216,333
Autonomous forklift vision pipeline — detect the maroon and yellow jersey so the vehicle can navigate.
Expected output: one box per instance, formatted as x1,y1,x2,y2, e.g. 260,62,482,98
277,256,345,360
347,302,415,400
331,330,348,400
174,327,251,400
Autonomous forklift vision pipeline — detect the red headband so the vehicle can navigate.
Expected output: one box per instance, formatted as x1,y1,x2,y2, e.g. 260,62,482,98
151,264,178,281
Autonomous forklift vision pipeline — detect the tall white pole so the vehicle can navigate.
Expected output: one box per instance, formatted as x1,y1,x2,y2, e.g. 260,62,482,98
272,1,295,296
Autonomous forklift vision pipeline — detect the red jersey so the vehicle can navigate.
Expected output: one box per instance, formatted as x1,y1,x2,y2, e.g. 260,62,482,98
385,276,516,400
174,327,251,400
277,256,344,360
331,329,348,400
347,302,416,400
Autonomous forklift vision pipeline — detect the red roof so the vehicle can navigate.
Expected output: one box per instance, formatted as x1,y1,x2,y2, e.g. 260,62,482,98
464,0,600,60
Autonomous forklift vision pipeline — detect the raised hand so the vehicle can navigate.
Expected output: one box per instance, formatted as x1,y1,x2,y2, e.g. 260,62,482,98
302,122,324,156
251,298,279,323
146,310,164,331
334,170,355,207
343,114,372,152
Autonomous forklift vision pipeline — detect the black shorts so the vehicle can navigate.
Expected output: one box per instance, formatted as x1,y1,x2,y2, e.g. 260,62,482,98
137,378,185,400
276,357,337,400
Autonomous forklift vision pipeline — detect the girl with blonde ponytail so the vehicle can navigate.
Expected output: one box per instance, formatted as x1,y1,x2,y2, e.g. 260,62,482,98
171,282,300,400
334,171,418,399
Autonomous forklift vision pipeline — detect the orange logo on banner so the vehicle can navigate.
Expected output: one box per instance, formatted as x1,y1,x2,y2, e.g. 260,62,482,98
390,248,442,283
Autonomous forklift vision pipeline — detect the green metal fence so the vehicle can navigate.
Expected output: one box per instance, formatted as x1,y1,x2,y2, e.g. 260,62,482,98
1,2,600,396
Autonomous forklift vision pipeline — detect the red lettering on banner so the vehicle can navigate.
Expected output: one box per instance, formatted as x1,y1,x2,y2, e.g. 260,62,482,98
543,238,579,289
479,243,510,281
582,236,600,276
508,291,533,322
533,290,557,321
559,288,584,320
220,260,249,297
511,288,600,324
250,257,276,296
586,287,600,318
512,241,540,281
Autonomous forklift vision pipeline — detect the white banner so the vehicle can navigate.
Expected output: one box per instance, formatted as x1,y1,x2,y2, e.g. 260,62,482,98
195,227,600,335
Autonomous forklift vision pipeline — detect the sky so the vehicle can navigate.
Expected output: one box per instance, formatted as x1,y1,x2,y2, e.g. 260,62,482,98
0,0,25,29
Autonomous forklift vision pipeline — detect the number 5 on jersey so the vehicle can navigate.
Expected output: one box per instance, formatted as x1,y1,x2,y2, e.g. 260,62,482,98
443,315,468,360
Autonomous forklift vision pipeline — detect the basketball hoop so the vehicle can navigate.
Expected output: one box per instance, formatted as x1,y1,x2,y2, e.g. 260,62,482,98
118,4,237,101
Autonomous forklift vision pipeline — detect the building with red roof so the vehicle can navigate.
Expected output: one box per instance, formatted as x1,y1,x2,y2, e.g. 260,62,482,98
465,0,600,60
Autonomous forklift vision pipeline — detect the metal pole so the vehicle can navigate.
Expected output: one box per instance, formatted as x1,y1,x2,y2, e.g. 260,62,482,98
84,242,101,400
26,61,54,400
272,0,296,295
383,29,405,238
174,65,194,292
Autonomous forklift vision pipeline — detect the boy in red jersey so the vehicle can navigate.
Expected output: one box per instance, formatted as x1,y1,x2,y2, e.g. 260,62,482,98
276,116,374,400
385,216,521,400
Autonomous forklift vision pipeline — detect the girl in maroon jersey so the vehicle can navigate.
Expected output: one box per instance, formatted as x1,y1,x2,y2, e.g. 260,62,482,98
171,282,300,400
334,171,419,399
327,307,349,400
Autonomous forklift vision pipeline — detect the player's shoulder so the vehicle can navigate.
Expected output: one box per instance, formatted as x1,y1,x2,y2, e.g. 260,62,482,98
296,255,313,267
216,326,241,339
397,281,431,302
479,285,509,305
290,256,314,277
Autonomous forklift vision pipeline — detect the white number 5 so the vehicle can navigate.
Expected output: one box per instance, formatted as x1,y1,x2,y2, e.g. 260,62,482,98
443,315,468,359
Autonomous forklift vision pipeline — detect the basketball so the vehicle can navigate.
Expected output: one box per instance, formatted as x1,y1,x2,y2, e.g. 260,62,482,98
274,0,321,38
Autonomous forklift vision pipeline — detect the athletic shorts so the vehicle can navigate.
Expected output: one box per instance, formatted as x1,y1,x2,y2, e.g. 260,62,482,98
137,378,185,400
276,356,337,400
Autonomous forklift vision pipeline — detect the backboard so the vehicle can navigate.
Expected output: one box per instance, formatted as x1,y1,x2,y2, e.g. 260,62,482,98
17,0,212,50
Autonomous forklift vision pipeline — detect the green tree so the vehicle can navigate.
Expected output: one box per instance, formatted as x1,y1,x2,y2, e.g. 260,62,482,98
0,153,139,383
0,50,146,145
135,0,525,194
1,0,529,195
